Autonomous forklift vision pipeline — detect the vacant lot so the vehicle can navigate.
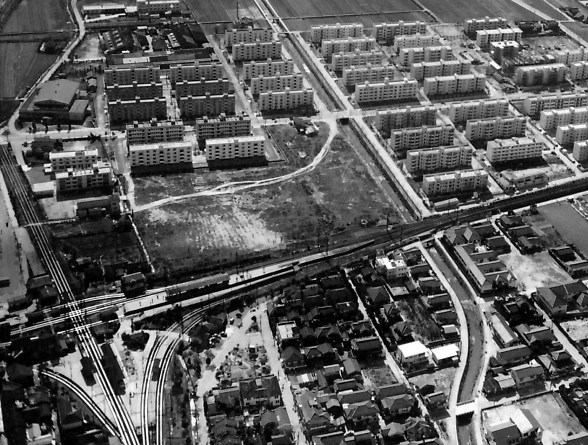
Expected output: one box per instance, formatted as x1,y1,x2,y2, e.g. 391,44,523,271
284,12,432,32
396,298,442,344
1,0,71,34
0,98,17,123
541,202,588,257
561,319,588,344
184,0,266,23
500,250,571,294
514,0,570,20
269,0,419,18
362,366,397,389
268,123,328,168
483,393,586,445
410,367,456,396
419,0,538,22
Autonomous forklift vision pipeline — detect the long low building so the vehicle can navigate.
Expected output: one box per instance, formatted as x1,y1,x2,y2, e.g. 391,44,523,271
106,82,163,101
177,93,235,118
410,59,471,81
397,45,453,66
464,17,507,36
373,106,437,132
232,41,282,61
243,59,294,80
423,73,486,97
342,64,396,87
354,78,418,104
129,141,193,174
258,88,314,112
321,36,376,61
422,169,488,197
448,98,509,124
522,92,588,116
539,106,588,130
475,27,522,48
174,79,233,97
465,115,526,142
405,145,473,174
225,28,273,48
389,124,454,154
108,97,167,124
49,150,99,172
169,62,225,83
486,137,544,164
556,122,588,146
126,119,185,145
331,50,384,71
250,73,304,95
393,33,440,52
195,112,251,141
205,135,266,161
374,21,428,43
55,161,113,194
311,23,363,44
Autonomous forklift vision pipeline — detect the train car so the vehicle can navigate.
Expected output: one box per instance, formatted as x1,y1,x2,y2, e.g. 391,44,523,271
152,358,161,381
25,310,46,326
166,273,230,303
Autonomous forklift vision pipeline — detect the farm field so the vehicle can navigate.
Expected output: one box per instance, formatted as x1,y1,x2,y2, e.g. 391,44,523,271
541,201,588,257
268,0,420,18
184,0,266,23
284,12,432,32
0,0,71,34
419,0,539,23
515,0,570,20
561,20,588,43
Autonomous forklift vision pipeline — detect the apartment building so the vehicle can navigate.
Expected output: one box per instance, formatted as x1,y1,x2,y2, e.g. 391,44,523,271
573,140,588,162
108,97,167,124
553,48,588,65
126,119,184,145
311,23,363,44
243,59,294,80
397,45,453,66
49,150,98,172
464,17,508,35
104,66,161,86
205,135,265,161
374,21,428,43
250,73,304,95
373,106,437,132
448,98,509,123
422,169,488,197
465,116,526,141
513,63,566,86
556,122,588,146
225,28,273,48
354,78,418,104
232,41,282,61
169,62,224,83
486,137,544,163
475,27,522,48
331,50,384,71
105,82,163,101
539,107,588,130
489,41,520,63
321,36,376,61
389,125,454,153
423,73,486,97
342,65,396,87
174,78,233,97
410,59,471,81
570,61,588,81
405,145,473,173
522,93,588,116
178,93,235,118
55,161,113,194
195,112,252,141
258,88,314,112
129,141,193,173
393,34,439,52
136,0,180,14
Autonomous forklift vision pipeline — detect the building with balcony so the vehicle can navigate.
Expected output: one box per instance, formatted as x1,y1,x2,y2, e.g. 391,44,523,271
225,28,273,48
49,150,99,172
465,116,526,142
243,59,295,80
389,125,454,154
105,66,161,86
423,73,486,97
108,97,167,124
105,82,163,101
311,23,363,44
353,78,418,104
397,45,453,66
169,62,225,83
321,36,376,61
342,64,397,87
232,41,282,61
129,141,193,175
513,63,566,87
331,50,384,71
522,93,588,116
573,140,588,162
475,27,522,48
489,40,520,63
136,0,180,14
539,106,588,130
570,61,588,81
177,93,235,118
250,73,304,95
258,88,314,112
55,161,113,194
374,21,427,43
373,106,437,132
393,33,440,52
556,122,588,146
486,137,544,164
448,98,509,123
195,112,252,141
174,78,233,97
205,135,266,168
422,169,488,197
405,145,473,174
126,119,185,145
464,17,507,36
410,59,471,81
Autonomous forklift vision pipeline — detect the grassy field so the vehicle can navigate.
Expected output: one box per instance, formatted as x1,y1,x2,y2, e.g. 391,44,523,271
268,0,419,18
268,123,329,169
0,0,71,34
396,298,442,344
541,202,588,256
184,0,266,23
283,12,432,31
419,0,539,22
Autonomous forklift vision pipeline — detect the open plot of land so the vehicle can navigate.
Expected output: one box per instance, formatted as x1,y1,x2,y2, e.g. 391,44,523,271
419,0,539,23
184,0,265,23
561,319,588,344
483,393,586,445
396,298,442,344
268,0,419,19
409,367,456,396
541,202,588,256
563,20,588,45
362,366,397,389
268,123,329,169
283,12,432,32
500,250,571,294
515,0,570,20
0,0,71,34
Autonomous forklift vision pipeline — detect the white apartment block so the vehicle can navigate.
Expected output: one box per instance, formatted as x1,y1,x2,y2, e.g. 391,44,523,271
374,21,428,43
522,93,588,116
486,137,544,163
105,66,161,86
464,17,508,35
342,65,396,87
393,34,439,53
169,62,224,83
556,123,588,146
311,23,363,44
410,60,471,81
232,41,282,61
178,93,235,118
174,79,233,97
475,27,522,48
250,73,304,95
129,141,192,168
514,63,566,86
354,78,418,104
55,161,113,193
489,41,520,62
570,61,588,81
405,145,473,173
423,73,486,97
373,106,437,132
108,97,167,124
331,50,384,71
136,0,180,14
258,88,314,111
126,119,184,145
553,48,588,65
195,113,252,140
49,150,98,172
243,59,294,80
389,125,454,153
422,169,488,197
448,98,509,123
398,45,453,66
205,135,265,161
105,82,163,101
539,107,588,130
465,116,526,141
321,37,376,61
573,141,588,162
225,28,273,48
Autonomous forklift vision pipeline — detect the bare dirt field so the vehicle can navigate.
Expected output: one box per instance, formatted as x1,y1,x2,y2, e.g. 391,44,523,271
409,367,456,397
515,0,570,20
268,0,419,18
500,250,571,294
419,0,539,23
0,0,71,34
184,0,266,23
283,12,432,32
561,319,588,344
541,202,588,257
483,393,587,445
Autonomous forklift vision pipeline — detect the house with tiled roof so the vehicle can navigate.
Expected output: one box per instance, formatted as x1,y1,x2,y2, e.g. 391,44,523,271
381,394,415,417
343,400,380,424
496,345,532,367
351,336,383,358
342,358,363,381
337,390,372,405
365,286,390,307
281,346,305,371
334,379,363,393
374,384,406,401
239,376,282,408
536,280,588,317
509,361,544,388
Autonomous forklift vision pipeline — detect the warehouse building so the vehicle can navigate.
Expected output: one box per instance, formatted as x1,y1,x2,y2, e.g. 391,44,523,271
354,78,418,104
464,17,508,36
105,82,163,100
389,125,454,154
225,28,273,48
126,119,185,145
522,93,588,116
410,59,471,81
423,73,486,97
373,106,437,132
539,107,588,130
174,78,233,97
321,36,376,61
374,21,428,43
486,137,544,164
331,50,384,71
232,41,282,61
422,169,488,197
169,62,224,83
195,112,252,141
108,97,167,124
311,23,363,44
514,63,566,87
136,0,180,14
393,33,440,52
405,145,473,174
250,73,304,95
398,45,453,66
342,64,397,87
448,98,509,124
178,93,235,118
129,141,193,175
465,116,526,142
20,79,89,124
258,88,314,112
243,59,294,80
556,122,588,146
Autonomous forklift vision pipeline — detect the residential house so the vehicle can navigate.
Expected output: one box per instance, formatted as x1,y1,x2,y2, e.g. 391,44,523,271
365,286,390,307
424,391,447,409
403,417,436,442
342,358,363,381
510,408,543,442
425,293,452,310
326,288,354,305
260,406,292,440
239,376,282,408
515,324,556,350
485,421,521,445
483,373,516,395
418,277,443,294
535,280,588,317
489,313,520,348
430,344,459,366
397,341,429,367
334,378,363,393
304,343,337,365
322,364,341,383
392,321,413,344
485,235,511,254
351,336,383,358
344,400,380,425
509,361,544,388
434,308,458,325
322,274,345,289
381,302,401,323
316,325,343,344
214,384,241,410
497,345,532,367
277,322,299,347
299,392,334,435
300,326,318,346
381,394,415,417
337,390,372,405
282,346,305,371
381,422,405,444
374,384,408,401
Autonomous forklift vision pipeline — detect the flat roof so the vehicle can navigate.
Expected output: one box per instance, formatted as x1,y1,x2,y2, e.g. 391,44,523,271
206,135,265,145
431,343,459,360
129,141,192,152
35,79,80,107
397,341,428,358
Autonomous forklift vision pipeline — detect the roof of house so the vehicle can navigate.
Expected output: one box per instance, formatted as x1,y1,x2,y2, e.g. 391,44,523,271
431,344,459,361
334,379,363,393
487,421,521,444
381,422,405,438
352,336,382,352
35,79,80,107
497,344,531,363
510,362,544,380
510,408,541,436
366,286,390,305
281,346,304,363
381,394,414,411
374,383,406,399
337,390,371,405
563,431,588,444
398,341,428,358
342,358,361,376
343,400,380,419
